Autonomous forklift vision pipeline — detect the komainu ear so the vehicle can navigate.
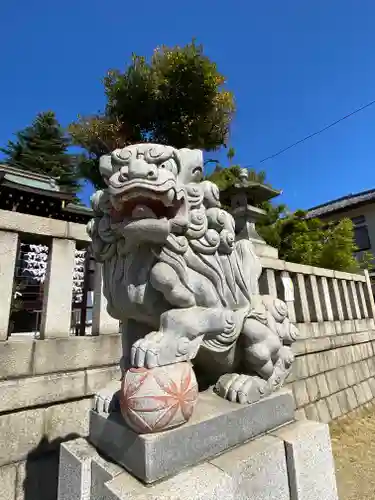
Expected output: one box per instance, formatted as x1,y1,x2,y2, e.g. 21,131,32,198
177,148,204,184
99,154,113,183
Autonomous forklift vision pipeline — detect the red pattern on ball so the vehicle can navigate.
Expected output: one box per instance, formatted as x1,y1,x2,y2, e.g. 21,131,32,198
120,363,198,433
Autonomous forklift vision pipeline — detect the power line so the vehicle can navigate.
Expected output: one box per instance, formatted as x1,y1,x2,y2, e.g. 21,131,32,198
256,98,375,165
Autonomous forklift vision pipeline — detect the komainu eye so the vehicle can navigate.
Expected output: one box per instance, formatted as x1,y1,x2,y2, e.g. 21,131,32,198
192,166,203,178
160,160,177,175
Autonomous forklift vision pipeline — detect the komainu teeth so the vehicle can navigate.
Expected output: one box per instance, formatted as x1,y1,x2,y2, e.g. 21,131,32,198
131,205,157,219
117,186,179,207
176,190,184,201
165,189,175,206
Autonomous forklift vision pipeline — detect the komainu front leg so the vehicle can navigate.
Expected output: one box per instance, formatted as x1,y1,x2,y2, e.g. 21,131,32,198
215,318,281,404
216,345,295,404
216,305,297,404
130,307,235,368
93,320,150,414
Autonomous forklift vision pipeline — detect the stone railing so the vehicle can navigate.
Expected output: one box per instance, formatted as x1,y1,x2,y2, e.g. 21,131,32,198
0,209,121,499
258,256,375,329
0,208,119,338
259,256,375,422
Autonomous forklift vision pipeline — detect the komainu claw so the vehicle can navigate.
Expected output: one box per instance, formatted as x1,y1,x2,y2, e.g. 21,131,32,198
215,373,268,404
92,381,121,414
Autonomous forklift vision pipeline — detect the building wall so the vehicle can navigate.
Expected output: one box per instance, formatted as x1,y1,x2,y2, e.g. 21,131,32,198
319,203,375,260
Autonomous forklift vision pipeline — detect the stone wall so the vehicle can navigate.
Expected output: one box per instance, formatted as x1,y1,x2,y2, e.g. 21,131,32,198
259,256,375,423
289,322,375,421
0,335,121,500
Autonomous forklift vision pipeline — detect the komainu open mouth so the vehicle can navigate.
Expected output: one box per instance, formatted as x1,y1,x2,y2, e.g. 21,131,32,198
110,188,186,222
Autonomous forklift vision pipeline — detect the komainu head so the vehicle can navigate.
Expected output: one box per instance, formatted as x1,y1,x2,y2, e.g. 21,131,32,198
90,143,227,248
101,144,207,222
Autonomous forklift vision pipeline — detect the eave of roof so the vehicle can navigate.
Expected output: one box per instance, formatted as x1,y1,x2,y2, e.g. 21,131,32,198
0,164,76,201
305,188,375,219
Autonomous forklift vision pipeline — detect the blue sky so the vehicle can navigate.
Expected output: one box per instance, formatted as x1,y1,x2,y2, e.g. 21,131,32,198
1,0,375,210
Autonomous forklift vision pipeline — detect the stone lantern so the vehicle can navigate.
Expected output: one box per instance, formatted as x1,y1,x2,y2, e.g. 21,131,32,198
220,168,281,259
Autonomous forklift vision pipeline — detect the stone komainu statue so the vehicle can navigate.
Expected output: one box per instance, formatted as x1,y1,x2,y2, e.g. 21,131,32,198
88,144,298,427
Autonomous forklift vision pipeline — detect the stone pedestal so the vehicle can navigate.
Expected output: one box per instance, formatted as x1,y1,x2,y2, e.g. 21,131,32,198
57,387,339,499
58,417,339,500
89,389,294,483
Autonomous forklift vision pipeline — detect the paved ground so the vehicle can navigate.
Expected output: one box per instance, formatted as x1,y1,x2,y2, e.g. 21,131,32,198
330,406,375,500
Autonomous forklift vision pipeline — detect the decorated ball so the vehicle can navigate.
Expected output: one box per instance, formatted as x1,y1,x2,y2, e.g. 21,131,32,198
120,362,199,434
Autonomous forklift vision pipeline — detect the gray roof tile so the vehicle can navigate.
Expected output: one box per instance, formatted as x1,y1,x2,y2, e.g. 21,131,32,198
306,188,375,218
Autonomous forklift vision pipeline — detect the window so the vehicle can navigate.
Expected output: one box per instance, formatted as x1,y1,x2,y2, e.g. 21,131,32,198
352,215,371,251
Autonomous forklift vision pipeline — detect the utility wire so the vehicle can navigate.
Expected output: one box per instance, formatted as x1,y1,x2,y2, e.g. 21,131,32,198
256,98,375,165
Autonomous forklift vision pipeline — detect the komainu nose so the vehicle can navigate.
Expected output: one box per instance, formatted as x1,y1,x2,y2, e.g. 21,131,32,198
118,166,129,182
128,159,158,180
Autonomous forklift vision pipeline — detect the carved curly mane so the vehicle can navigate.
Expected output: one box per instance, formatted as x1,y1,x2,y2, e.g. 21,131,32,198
88,176,261,316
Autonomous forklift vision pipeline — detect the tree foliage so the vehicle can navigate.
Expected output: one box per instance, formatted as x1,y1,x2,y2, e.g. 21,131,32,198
258,212,367,272
69,40,235,189
1,111,79,194
207,164,266,190
207,158,370,272
205,148,266,195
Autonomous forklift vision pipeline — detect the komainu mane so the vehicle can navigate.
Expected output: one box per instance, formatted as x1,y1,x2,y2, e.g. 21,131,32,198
88,143,298,406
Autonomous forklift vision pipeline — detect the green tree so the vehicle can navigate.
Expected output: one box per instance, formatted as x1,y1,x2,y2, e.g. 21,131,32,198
206,164,266,191
1,111,79,194
226,146,236,164
260,212,362,272
69,40,235,189
207,165,369,272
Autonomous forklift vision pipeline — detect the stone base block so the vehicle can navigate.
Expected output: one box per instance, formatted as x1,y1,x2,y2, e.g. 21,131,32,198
271,420,339,500
253,242,279,259
89,388,295,483
58,420,339,500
